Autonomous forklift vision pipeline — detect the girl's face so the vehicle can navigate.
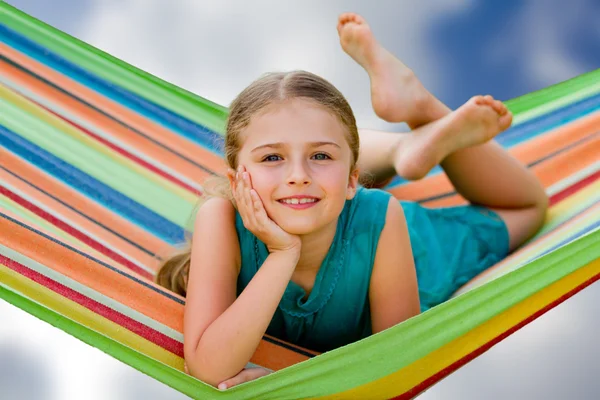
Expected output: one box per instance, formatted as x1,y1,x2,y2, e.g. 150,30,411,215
235,98,359,236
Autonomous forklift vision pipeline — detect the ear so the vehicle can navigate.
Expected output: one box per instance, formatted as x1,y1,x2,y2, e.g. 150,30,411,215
346,167,360,200
226,168,236,188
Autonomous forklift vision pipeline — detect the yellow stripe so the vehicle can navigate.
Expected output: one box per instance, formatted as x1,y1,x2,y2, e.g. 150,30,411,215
546,181,600,223
319,258,600,399
0,263,185,371
459,202,600,293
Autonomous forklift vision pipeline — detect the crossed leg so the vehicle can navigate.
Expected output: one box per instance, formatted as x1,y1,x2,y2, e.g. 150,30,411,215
338,13,548,251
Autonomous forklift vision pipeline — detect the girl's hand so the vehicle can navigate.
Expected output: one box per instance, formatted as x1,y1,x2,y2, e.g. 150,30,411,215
217,367,272,390
229,166,301,254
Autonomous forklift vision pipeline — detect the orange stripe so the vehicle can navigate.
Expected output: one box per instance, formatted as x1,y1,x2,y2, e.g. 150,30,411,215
0,215,311,370
0,215,185,330
0,203,120,267
0,167,160,271
388,112,600,202
0,149,169,263
2,43,227,174
418,132,600,208
1,59,222,185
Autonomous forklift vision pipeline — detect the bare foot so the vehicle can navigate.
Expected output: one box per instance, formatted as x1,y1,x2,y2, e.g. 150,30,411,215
393,95,513,180
337,13,442,127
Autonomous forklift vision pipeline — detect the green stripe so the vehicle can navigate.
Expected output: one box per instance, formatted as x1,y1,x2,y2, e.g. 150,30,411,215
506,69,600,115
230,229,600,399
0,283,221,399
4,0,598,135
511,76,600,125
0,94,195,227
0,227,597,399
1,2,228,134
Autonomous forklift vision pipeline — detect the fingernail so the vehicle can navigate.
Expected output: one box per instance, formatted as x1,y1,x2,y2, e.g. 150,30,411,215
218,384,227,390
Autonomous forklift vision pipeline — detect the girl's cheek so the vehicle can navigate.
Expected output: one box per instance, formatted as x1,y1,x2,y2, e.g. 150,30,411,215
247,169,276,194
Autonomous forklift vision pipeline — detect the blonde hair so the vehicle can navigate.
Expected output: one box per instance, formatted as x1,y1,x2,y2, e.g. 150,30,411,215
155,70,360,296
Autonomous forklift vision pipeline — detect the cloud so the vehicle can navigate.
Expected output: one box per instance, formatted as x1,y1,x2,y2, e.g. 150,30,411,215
484,0,596,88
77,0,474,131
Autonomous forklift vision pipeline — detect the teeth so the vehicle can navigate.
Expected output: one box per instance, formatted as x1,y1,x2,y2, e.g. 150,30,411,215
281,198,317,204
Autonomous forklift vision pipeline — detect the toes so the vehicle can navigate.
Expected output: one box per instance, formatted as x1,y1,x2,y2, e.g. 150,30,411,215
338,13,354,24
496,101,508,115
473,95,485,105
489,99,506,115
338,12,365,26
473,95,507,115
499,112,513,130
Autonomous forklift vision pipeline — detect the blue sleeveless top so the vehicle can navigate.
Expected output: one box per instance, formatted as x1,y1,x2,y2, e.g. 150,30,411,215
235,187,391,352
234,187,509,352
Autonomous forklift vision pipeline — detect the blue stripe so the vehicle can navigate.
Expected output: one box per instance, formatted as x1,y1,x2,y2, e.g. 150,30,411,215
0,124,185,243
1,55,217,175
0,165,159,258
527,219,600,265
495,93,600,147
0,23,225,153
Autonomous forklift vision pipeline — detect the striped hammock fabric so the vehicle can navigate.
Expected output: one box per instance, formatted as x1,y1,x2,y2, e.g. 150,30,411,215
1,3,599,399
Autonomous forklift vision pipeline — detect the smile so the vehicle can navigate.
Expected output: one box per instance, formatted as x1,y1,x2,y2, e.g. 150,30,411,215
277,197,320,209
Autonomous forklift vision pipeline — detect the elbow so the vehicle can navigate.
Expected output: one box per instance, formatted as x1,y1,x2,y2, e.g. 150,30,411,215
185,344,248,388
185,349,229,388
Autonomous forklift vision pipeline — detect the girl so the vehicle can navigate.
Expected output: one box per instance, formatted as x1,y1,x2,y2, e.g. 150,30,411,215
157,13,548,389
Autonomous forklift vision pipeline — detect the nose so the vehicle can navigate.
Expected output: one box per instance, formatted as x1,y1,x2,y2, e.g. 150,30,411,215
286,159,311,186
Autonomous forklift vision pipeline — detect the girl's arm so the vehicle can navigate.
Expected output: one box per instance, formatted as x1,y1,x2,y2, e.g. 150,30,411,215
183,197,300,387
369,198,421,333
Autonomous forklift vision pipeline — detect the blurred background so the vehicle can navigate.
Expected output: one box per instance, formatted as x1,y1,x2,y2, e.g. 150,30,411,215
1,1,599,399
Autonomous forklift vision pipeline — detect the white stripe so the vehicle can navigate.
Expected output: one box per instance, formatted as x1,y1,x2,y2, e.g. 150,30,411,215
546,162,600,196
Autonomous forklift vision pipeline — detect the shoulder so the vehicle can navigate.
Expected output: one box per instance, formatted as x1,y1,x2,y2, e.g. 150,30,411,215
382,197,407,231
192,196,240,269
196,196,236,219
345,187,393,236
375,197,409,252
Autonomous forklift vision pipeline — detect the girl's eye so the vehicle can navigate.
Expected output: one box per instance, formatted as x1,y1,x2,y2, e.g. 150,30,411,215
312,153,331,161
262,154,282,162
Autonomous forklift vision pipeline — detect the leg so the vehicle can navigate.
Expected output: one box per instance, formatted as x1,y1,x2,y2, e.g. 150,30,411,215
337,12,449,129
336,14,453,185
371,95,548,251
338,13,548,251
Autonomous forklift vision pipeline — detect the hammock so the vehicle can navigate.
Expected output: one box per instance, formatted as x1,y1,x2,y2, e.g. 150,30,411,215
1,3,599,399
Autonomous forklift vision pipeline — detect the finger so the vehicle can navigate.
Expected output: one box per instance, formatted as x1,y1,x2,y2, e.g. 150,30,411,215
218,368,271,390
250,189,270,225
234,168,250,221
237,168,256,230
243,172,259,228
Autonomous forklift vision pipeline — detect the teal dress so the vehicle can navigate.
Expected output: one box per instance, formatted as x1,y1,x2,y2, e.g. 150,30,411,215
235,187,509,352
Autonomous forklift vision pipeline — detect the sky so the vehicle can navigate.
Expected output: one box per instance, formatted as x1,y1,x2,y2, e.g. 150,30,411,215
1,1,599,399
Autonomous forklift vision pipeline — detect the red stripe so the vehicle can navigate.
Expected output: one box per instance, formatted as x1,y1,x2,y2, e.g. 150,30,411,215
393,270,600,400
549,170,600,206
0,253,184,357
41,106,203,196
0,185,153,280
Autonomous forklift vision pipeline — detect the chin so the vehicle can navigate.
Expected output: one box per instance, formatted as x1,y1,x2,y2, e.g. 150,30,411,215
275,217,325,236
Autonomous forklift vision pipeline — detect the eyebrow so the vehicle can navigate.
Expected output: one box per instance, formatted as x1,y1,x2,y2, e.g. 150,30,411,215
250,141,341,153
